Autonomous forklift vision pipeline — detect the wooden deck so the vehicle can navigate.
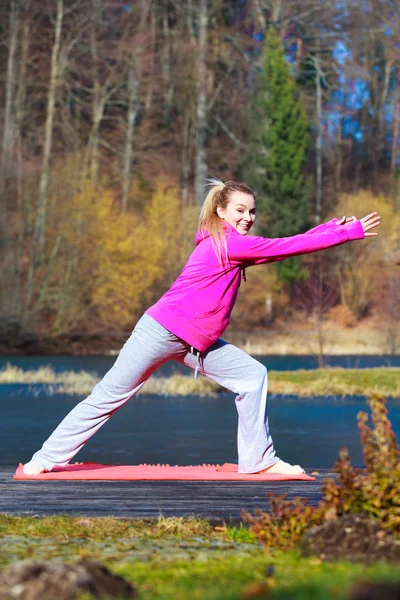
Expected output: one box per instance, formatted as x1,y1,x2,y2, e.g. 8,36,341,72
0,467,335,520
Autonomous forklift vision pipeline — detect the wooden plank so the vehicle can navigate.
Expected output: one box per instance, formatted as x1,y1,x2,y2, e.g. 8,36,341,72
0,468,335,520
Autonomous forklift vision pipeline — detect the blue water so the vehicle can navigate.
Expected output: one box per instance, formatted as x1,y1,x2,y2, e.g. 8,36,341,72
1,383,399,469
2,354,399,469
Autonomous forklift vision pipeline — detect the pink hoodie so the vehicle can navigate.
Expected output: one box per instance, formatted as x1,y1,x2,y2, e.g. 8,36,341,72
145,218,364,353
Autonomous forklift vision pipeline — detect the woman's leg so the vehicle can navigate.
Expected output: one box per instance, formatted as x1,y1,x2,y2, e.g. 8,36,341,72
25,314,187,473
177,339,303,474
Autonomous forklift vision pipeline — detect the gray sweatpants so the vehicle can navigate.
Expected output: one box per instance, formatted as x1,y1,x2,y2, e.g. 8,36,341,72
31,314,277,473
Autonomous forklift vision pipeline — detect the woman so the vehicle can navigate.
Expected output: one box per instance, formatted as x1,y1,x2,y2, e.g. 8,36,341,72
24,179,380,476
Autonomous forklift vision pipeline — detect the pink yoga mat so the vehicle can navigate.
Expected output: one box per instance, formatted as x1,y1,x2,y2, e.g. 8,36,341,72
14,462,315,481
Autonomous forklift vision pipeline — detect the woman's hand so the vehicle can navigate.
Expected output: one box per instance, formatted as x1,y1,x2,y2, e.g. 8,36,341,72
337,213,380,236
359,212,380,236
337,215,357,225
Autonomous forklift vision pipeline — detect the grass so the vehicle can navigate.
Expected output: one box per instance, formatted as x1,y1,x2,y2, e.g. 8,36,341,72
0,514,216,540
0,515,399,599
267,367,400,398
1,363,400,397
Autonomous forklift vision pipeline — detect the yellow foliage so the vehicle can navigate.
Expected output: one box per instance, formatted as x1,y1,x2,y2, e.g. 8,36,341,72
43,176,197,332
44,180,104,334
142,177,197,302
329,190,400,319
91,177,195,327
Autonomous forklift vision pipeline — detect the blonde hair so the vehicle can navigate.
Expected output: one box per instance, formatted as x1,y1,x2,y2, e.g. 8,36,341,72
198,178,256,263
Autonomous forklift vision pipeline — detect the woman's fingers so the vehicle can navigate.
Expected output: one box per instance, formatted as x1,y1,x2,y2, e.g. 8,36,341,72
363,217,380,228
360,212,380,234
339,215,357,225
361,212,379,223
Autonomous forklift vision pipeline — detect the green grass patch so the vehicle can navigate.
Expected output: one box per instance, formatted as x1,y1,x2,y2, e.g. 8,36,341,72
114,551,400,600
0,515,217,541
1,363,400,397
0,515,399,600
268,367,400,398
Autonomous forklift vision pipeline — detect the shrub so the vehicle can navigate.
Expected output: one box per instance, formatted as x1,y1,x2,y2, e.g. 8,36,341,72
329,191,400,320
242,393,400,549
327,304,356,328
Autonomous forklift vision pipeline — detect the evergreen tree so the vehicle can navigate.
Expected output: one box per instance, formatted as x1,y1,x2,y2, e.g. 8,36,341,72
242,27,312,282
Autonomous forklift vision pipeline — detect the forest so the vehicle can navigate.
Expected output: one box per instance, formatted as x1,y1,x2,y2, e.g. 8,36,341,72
0,0,399,354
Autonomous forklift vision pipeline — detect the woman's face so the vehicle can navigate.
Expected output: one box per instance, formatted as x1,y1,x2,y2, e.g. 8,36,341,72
217,191,256,235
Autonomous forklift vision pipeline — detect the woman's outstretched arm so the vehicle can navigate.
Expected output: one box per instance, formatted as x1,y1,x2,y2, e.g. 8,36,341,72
227,213,380,266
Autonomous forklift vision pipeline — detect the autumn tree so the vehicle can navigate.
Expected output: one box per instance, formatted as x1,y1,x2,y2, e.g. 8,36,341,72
330,191,400,321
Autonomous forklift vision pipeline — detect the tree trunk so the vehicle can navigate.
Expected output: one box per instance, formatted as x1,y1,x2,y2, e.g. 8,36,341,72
181,107,194,205
12,8,30,320
314,51,323,225
186,0,196,43
194,0,208,205
335,121,342,197
390,80,400,202
120,0,150,210
161,4,174,126
0,0,19,315
372,59,392,190
0,0,19,198
121,66,139,212
144,5,156,112
26,0,63,316
252,0,267,32
34,0,63,258
271,0,282,24
88,0,101,187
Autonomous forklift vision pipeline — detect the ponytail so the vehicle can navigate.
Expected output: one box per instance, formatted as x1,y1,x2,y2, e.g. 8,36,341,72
198,177,256,264
198,178,228,264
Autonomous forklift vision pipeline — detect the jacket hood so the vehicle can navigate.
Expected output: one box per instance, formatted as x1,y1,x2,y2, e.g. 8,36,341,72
194,221,238,246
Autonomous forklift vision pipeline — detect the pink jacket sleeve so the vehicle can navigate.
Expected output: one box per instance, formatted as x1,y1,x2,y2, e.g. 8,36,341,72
305,218,339,235
227,220,365,266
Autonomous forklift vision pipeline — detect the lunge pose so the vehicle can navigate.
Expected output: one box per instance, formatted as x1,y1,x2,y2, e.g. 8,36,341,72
23,179,380,476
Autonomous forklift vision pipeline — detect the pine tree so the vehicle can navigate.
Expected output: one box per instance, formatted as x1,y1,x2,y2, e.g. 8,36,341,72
242,27,312,282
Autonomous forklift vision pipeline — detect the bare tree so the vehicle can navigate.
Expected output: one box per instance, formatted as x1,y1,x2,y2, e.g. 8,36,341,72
25,0,86,322
121,0,151,211
312,46,323,225
0,0,20,316
33,0,64,258
194,0,209,205
0,0,19,199
292,257,339,367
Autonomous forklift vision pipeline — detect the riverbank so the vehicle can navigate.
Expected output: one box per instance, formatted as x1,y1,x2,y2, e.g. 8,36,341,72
1,315,398,356
1,364,400,398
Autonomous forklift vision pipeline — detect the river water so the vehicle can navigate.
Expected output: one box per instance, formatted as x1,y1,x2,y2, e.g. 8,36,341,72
1,354,399,469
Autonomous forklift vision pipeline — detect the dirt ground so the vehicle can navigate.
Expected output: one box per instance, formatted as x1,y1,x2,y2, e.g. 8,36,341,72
300,513,400,564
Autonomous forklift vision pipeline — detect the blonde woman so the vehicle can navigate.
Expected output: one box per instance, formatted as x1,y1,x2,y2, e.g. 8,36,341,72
24,179,380,476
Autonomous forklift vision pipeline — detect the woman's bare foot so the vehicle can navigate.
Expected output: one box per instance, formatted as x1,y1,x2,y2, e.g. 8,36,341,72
23,461,48,475
255,459,305,475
